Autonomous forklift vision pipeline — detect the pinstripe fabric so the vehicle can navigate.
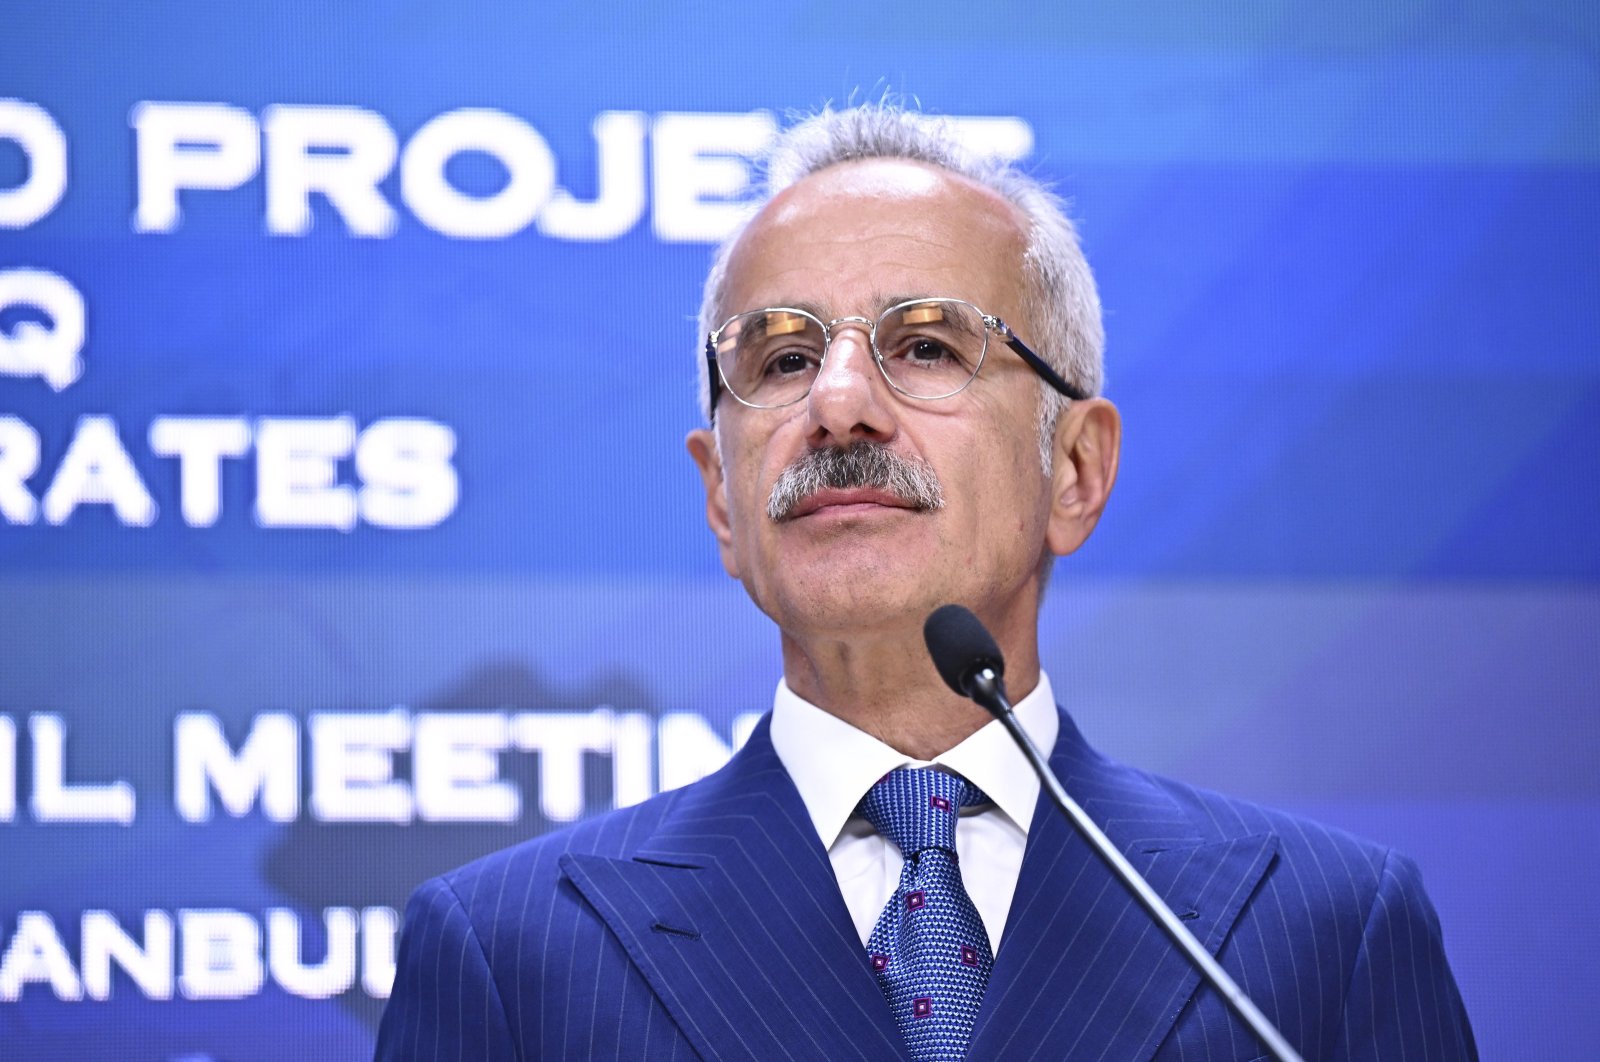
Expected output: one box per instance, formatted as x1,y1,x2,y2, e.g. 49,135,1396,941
375,709,1475,1061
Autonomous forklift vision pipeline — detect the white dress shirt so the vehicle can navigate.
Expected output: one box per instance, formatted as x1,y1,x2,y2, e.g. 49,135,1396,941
768,672,1060,954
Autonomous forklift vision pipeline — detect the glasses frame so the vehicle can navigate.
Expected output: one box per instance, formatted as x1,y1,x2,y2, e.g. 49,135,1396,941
705,296,1089,415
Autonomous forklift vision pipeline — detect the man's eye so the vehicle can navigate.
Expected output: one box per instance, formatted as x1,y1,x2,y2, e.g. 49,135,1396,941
901,339,957,366
766,350,815,376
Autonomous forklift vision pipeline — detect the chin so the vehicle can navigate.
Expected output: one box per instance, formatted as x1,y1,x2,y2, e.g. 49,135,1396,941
767,569,941,636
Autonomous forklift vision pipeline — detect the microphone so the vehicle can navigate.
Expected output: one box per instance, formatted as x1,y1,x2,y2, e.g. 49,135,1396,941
923,604,1303,1062
923,603,1006,704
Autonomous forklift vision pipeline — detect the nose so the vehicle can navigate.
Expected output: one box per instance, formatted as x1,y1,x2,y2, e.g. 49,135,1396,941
804,317,897,447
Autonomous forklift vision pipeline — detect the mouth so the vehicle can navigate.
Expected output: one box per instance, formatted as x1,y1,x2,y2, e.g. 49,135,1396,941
786,488,918,520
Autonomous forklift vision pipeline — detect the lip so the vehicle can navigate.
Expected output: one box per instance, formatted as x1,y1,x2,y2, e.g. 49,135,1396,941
787,488,915,520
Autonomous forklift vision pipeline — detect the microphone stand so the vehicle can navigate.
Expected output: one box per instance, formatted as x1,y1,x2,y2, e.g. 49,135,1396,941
968,667,1305,1062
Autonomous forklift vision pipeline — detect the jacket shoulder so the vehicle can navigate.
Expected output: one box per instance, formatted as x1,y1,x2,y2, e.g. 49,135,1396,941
1139,768,1393,882
431,783,689,905
1126,768,1476,1056
378,783,710,1059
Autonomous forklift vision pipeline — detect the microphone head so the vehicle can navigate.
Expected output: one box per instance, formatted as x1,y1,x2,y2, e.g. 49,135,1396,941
923,604,1006,697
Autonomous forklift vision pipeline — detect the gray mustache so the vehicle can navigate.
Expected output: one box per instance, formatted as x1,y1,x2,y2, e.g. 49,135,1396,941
767,443,946,521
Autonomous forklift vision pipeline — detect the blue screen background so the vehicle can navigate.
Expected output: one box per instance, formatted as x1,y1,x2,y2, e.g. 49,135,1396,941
2,3,1596,1058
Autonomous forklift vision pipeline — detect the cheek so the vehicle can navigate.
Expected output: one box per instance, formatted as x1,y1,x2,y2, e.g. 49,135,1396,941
722,443,780,543
718,417,799,529
724,466,760,540
956,441,1049,554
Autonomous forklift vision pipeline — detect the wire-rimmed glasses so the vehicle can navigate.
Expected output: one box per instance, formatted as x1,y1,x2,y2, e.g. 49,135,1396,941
705,297,1087,412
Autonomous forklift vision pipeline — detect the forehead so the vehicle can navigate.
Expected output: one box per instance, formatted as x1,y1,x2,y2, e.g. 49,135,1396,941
721,159,1030,321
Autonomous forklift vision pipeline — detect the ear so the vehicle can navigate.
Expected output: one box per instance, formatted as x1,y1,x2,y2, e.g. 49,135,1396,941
686,427,741,578
1045,398,1121,557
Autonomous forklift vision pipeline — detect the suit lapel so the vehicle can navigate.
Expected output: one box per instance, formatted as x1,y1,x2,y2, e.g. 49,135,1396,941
560,717,909,1061
967,709,1278,1061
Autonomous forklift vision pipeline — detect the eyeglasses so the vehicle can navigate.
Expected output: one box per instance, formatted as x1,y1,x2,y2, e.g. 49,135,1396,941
705,296,1088,412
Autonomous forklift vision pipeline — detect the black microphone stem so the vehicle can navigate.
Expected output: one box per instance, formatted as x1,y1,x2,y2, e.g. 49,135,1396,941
968,668,1304,1062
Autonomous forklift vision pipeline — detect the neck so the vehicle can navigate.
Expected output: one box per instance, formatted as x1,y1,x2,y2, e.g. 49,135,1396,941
779,613,1041,761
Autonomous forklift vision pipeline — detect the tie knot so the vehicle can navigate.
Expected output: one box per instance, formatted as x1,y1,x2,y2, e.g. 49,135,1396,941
857,767,987,859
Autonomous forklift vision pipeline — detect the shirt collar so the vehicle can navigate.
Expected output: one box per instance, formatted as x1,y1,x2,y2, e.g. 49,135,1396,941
770,671,1060,850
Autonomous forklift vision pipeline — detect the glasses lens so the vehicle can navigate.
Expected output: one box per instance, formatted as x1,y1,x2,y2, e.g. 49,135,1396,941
875,299,987,399
715,309,825,407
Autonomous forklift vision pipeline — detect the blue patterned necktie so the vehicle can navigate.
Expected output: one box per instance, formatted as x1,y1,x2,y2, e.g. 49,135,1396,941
859,767,993,1060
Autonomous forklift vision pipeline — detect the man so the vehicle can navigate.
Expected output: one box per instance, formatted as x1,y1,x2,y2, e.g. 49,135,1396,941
376,104,1475,1060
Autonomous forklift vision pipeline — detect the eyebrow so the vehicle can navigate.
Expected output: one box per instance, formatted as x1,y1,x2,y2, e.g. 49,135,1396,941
758,292,945,320
875,292,937,312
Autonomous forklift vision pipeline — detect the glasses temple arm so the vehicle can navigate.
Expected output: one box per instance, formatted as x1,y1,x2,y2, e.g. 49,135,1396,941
705,337,723,416
999,329,1089,402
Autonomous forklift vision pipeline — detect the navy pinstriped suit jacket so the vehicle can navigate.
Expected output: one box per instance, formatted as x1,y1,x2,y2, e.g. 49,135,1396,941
375,709,1476,1060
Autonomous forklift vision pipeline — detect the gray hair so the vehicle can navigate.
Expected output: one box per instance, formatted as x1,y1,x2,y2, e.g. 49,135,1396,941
696,102,1105,469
